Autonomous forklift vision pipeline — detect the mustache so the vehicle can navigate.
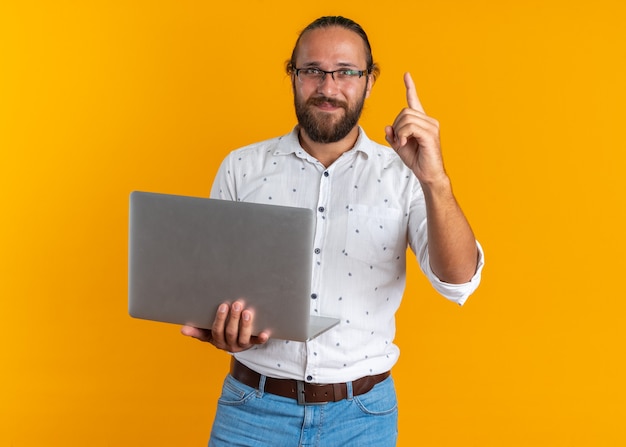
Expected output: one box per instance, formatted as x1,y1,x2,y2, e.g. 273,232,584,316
306,96,348,109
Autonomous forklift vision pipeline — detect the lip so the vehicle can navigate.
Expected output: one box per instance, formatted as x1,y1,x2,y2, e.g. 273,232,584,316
314,102,342,111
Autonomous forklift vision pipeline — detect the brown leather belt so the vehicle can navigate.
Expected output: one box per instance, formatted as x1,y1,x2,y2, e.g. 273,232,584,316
230,358,390,405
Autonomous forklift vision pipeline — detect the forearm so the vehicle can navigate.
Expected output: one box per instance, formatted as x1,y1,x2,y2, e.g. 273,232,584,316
385,72,480,283
422,177,478,284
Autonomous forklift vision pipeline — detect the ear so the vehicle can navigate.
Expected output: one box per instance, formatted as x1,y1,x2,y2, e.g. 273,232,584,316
365,73,375,98
290,73,297,93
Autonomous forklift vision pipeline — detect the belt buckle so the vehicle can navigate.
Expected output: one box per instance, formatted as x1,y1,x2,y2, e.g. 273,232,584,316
296,381,327,406
296,380,307,405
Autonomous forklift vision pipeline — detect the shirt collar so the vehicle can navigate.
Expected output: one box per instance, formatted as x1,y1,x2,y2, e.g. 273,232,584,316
274,126,373,160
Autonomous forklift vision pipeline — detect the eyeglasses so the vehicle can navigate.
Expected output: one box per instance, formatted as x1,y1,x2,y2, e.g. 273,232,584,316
293,67,369,83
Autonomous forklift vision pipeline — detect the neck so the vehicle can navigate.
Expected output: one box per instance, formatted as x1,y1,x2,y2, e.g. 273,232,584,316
297,126,360,167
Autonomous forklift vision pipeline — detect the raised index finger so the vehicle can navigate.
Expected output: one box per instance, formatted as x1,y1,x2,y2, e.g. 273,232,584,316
404,72,425,113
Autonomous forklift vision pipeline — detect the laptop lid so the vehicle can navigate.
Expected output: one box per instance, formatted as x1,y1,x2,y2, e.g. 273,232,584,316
128,191,339,341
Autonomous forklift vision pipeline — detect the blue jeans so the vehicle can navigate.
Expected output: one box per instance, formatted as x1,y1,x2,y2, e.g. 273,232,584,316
209,373,398,447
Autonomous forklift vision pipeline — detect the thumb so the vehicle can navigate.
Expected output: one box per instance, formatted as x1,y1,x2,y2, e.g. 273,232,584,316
384,125,396,147
181,325,210,341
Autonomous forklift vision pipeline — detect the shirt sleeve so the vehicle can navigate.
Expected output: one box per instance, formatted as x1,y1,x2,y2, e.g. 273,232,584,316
407,180,484,306
210,153,237,200
419,240,485,306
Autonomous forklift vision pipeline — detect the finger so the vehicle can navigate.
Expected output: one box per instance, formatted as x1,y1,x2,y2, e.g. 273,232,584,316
384,125,397,148
238,309,254,346
255,331,270,344
404,72,425,113
181,325,212,342
210,302,229,344
224,300,244,344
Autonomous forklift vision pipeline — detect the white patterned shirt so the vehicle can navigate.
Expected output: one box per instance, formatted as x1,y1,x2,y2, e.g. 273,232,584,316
211,126,484,384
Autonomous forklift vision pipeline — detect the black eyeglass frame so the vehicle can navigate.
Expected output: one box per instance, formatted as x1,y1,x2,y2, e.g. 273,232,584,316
293,67,370,82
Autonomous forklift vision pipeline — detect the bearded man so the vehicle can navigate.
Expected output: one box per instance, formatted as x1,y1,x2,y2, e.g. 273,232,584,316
182,15,484,447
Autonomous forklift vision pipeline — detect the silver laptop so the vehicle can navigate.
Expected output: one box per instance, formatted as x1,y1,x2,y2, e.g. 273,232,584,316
128,191,339,341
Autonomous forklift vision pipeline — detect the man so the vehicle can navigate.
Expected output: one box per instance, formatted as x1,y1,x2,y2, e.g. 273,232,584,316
182,16,484,447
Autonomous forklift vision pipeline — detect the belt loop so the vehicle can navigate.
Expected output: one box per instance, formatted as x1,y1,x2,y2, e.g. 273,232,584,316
257,374,267,397
346,380,354,401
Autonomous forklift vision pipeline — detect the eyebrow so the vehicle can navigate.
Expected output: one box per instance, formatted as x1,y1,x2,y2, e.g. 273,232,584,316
299,61,360,69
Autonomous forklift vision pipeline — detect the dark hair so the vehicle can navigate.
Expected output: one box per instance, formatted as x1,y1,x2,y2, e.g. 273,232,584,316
286,16,380,80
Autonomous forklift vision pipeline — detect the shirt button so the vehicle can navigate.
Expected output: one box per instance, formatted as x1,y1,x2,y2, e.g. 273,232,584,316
311,293,318,299
323,171,329,177
306,375,313,382
314,248,321,254
318,206,325,213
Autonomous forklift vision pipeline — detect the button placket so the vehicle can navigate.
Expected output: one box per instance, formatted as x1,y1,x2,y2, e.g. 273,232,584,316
305,167,332,382
310,167,331,304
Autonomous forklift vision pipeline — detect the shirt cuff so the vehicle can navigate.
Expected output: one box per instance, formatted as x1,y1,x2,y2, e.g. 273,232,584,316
422,241,485,306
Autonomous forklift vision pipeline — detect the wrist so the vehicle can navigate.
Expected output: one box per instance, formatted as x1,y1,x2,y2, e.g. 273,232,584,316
419,174,452,198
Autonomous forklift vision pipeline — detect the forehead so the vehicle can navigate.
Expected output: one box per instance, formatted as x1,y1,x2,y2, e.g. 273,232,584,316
294,26,368,67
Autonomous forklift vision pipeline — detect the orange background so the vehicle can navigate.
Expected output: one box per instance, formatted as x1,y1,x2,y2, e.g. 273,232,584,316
2,1,625,446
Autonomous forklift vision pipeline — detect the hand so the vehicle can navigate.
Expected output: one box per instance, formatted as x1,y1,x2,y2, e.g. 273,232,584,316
385,72,448,187
180,300,269,352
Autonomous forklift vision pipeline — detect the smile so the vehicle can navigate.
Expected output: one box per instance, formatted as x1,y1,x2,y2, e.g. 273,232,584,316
316,102,342,111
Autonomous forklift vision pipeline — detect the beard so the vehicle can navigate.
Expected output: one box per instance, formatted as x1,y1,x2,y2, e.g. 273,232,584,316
294,87,367,144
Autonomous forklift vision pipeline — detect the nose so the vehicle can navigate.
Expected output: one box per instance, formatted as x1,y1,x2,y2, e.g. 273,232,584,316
316,72,339,96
